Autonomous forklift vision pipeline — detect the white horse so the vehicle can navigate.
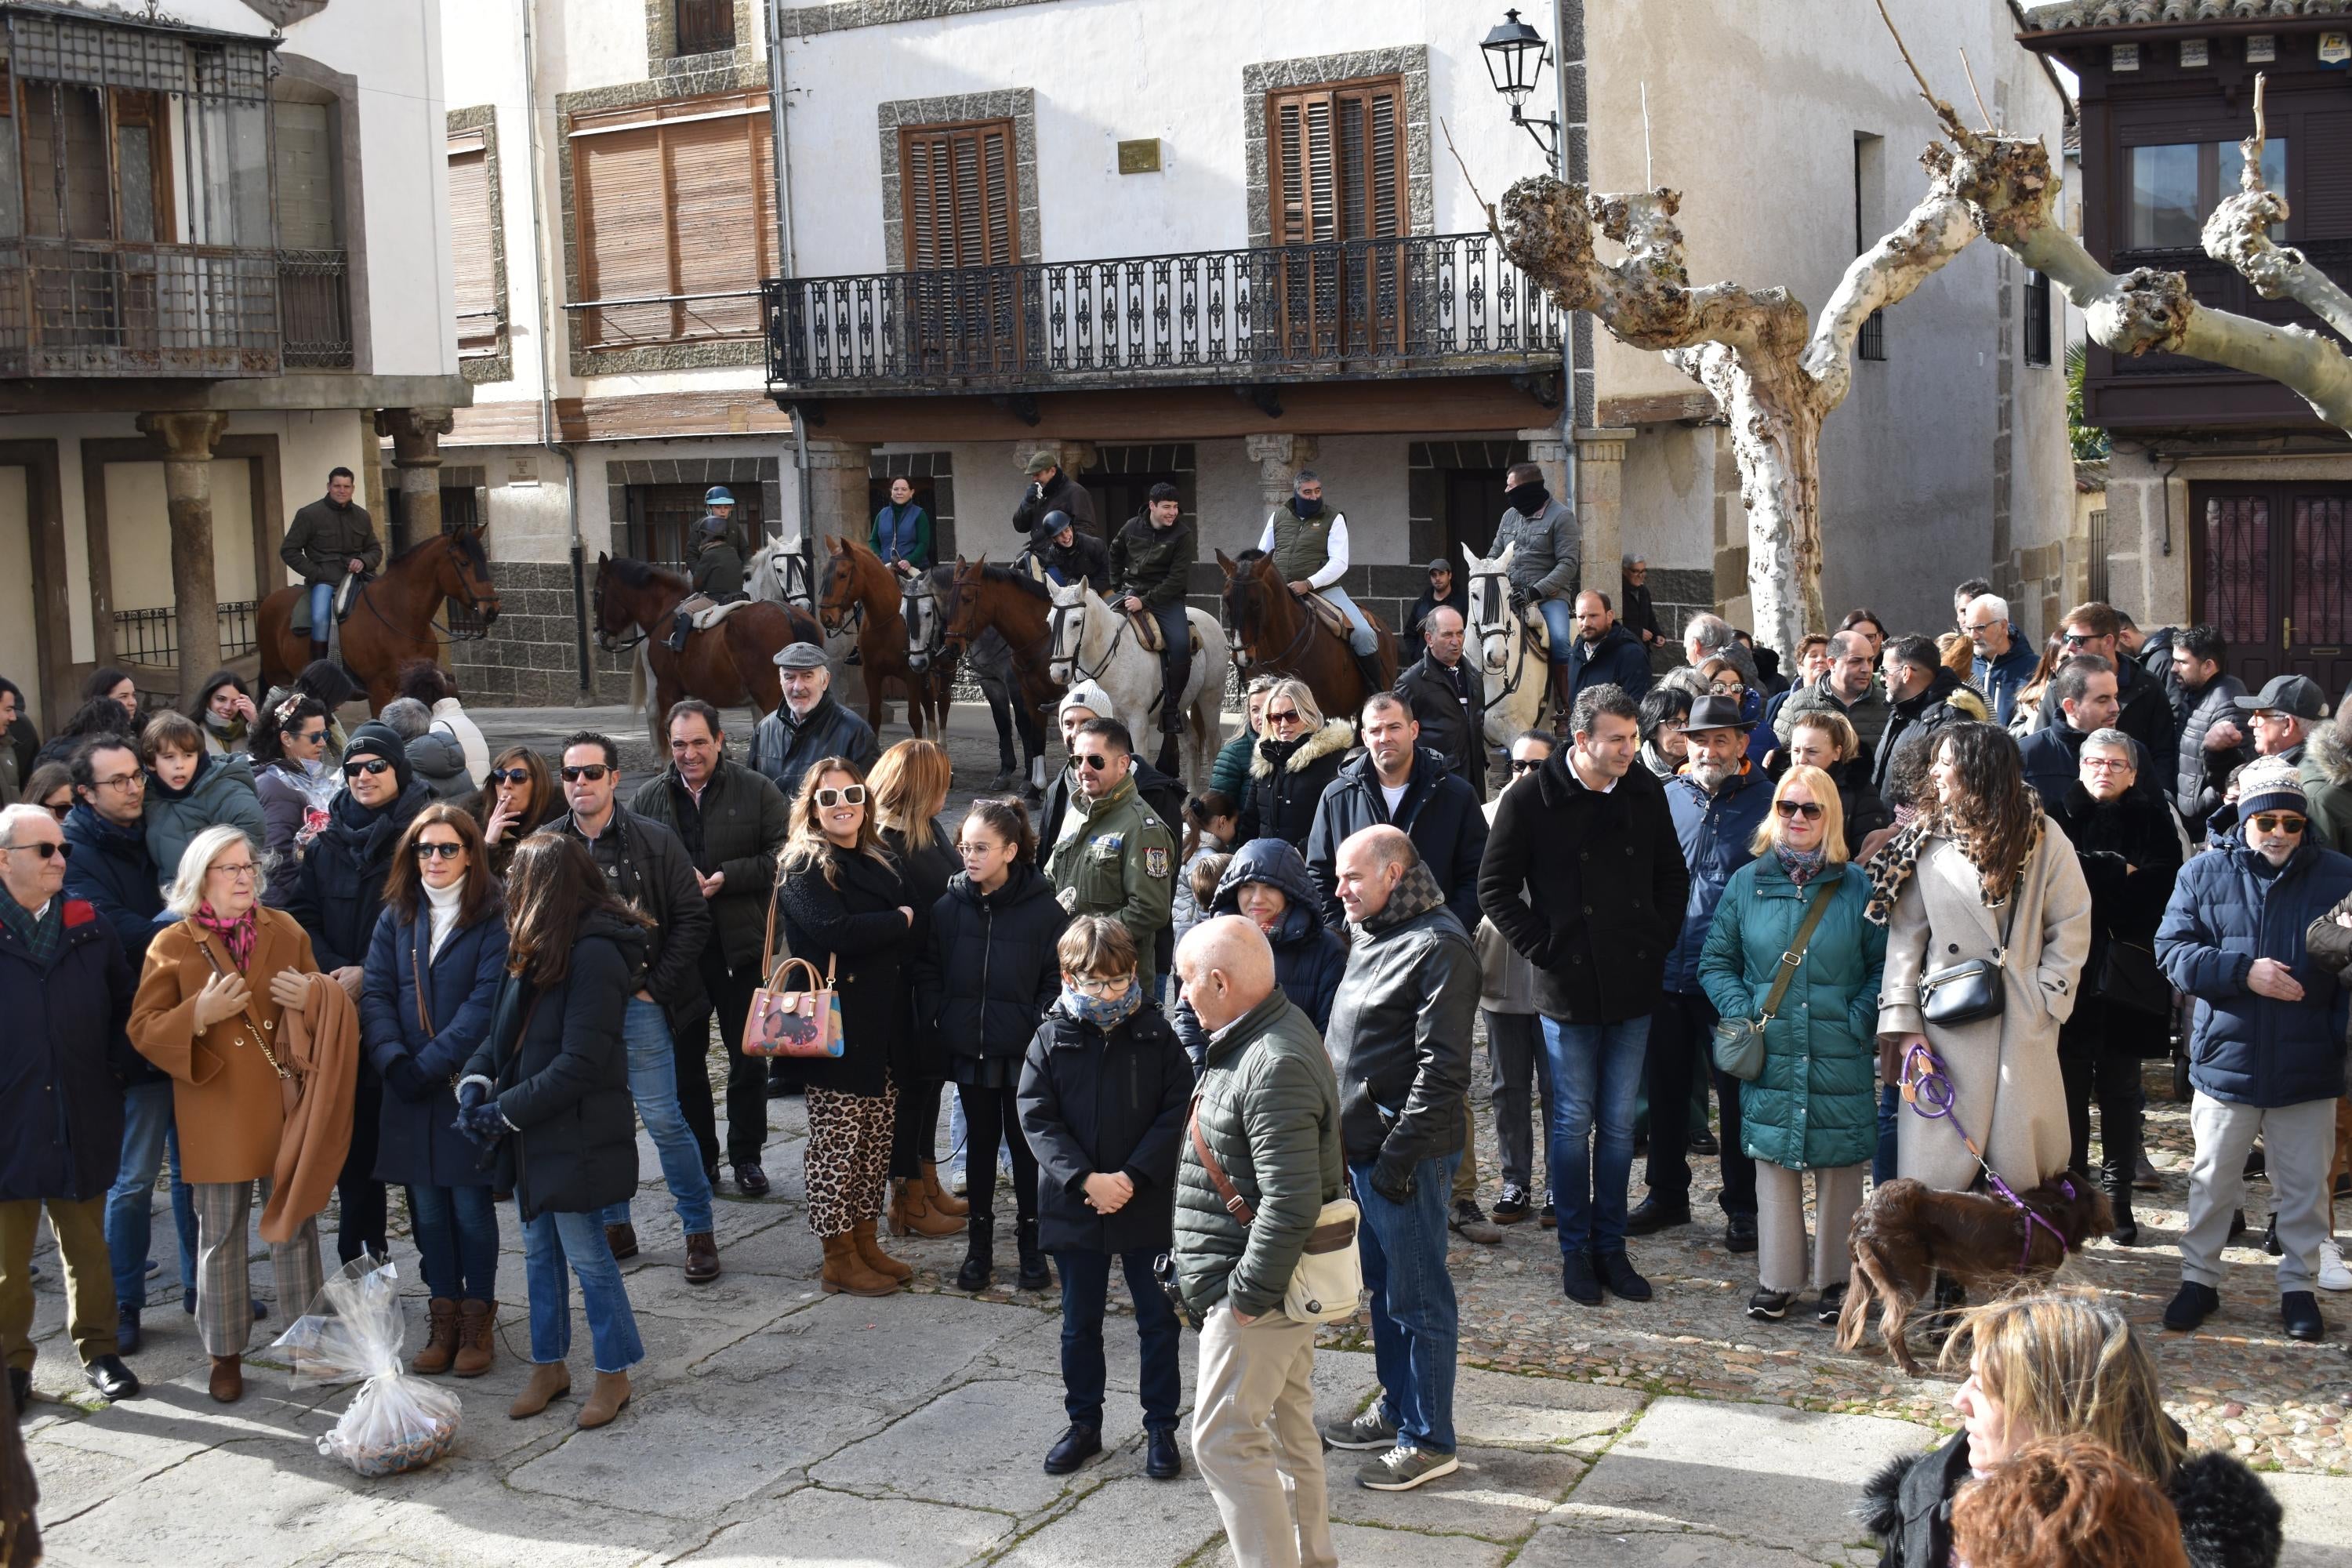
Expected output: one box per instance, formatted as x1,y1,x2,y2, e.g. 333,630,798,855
1464,541,1551,746
746,535,815,613
1045,577,1230,787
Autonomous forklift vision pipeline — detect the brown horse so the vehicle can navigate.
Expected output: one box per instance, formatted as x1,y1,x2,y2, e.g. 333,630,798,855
258,524,502,712
942,555,1063,741
592,554,825,750
818,535,952,739
1216,546,1397,722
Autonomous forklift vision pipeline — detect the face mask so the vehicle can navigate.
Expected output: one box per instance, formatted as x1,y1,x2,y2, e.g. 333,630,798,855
1289,494,1323,520
1062,983,1143,1030
1506,480,1548,515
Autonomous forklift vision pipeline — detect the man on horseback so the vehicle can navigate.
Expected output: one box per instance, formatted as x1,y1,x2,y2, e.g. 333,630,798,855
1490,460,1582,717
1110,482,1196,773
1012,449,1097,541
280,466,379,663
666,488,748,652
1258,470,1385,700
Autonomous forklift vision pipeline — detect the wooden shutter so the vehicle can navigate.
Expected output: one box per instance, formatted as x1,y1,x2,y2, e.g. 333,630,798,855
571,92,773,347
1266,77,1406,244
447,131,498,352
274,101,336,250
898,119,1018,269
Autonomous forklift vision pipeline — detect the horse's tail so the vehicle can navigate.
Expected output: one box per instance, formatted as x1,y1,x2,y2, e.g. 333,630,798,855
628,637,650,718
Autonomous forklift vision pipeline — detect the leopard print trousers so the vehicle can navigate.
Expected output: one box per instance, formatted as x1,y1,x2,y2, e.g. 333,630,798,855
804,1077,898,1238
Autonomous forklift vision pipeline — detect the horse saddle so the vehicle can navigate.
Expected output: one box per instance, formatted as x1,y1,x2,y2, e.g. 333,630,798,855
289,572,371,636
1297,590,1353,643
688,594,755,632
1127,610,1202,657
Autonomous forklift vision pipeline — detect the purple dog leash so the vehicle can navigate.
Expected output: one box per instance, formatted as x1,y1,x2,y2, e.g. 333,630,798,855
1900,1040,2078,1274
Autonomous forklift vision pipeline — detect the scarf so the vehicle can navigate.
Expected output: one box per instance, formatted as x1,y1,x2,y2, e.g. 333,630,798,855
1775,843,1828,887
1862,807,2044,927
1505,480,1549,516
1288,494,1323,520
1353,858,1446,939
148,752,209,803
1060,982,1144,1032
194,900,259,971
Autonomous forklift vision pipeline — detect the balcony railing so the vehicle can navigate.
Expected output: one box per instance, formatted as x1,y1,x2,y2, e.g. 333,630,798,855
279,249,352,369
764,232,1566,394
0,239,281,376
112,601,258,666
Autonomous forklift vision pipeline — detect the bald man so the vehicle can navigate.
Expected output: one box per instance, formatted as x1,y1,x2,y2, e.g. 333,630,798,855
1173,915,1345,1568
1319,828,1478,1490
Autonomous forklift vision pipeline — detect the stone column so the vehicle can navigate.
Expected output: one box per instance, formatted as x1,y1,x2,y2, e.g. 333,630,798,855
801,437,875,554
1245,434,1319,514
375,406,456,555
136,411,230,706
1572,426,1636,602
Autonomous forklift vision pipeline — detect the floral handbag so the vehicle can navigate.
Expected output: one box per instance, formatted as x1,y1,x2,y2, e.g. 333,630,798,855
742,897,844,1059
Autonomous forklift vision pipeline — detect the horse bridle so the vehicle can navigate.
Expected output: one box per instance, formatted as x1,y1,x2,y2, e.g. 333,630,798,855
1224,569,1317,675
1468,565,1533,702
903,575,942,673
353,555,496,648
1049,592,1131,688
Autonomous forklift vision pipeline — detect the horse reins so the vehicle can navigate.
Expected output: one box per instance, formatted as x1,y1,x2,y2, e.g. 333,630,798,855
1469,567,1534,702
1225,570,1319,676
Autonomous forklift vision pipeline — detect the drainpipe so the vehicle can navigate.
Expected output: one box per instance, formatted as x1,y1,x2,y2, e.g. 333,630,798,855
520,0,590,690
1554,5,1580,508
769,0,812,608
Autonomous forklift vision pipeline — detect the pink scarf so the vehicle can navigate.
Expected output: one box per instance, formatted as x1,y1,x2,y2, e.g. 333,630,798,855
193,902,259,971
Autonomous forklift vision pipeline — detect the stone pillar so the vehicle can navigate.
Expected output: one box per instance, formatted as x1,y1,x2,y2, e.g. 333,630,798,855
375,406,456,555
1572,426,1635,604
801,437,875,554
136,411,230,706
1245,434,1319,514
1011,439,1098,487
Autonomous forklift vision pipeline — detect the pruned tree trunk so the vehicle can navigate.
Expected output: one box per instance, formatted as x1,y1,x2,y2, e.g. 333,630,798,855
1491,137,1980,652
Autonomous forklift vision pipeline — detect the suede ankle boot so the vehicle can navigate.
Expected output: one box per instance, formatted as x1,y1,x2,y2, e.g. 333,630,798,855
854,1218,913,1283
820,1231,898,1298
453,1300,495,1377
208,1354,244,1404
509,1361,572,1419
576,1370,631,1429
890,1178,965,1238
412,1298,459,1375
920,1158,967,1217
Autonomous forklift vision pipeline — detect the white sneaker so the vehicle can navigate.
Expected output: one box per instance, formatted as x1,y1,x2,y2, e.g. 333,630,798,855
2319,1239,2352,1293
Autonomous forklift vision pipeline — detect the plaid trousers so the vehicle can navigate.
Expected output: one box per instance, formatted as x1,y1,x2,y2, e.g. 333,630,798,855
192,1179,325,1358
804,1079,896,1238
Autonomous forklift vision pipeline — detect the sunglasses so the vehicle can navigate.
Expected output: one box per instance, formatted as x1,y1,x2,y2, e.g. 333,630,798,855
1509,758,1544,775
1075,753,1118,771
1265,708,1303,724
292,728,328,746
2,840,69,860
814,785,867,808
2060,632,2096,647
489,767,533,786
42,800,71,821
1773,799,1827,820
2250,813,2307,834
560,764,611,782
343,758,394,778
414,841,466,862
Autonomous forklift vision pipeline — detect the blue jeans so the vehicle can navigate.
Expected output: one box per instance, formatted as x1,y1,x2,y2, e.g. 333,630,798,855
1319,585,1378,655
599,999,715,1236
1053,1250,1181,1431
1874,1083,1900,1187
106,1080,198,1308
520,1204,644,1373
1542,1016,1652,1255
1537,597,1577,659
307,580,334,634
407,1184,499,1302
1349,1150,1462,1454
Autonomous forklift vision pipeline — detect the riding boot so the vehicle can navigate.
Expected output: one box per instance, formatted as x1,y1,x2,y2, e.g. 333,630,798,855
1548,662,1579,730
1352,648,1390,703
310,638,330,664
666,609,691,653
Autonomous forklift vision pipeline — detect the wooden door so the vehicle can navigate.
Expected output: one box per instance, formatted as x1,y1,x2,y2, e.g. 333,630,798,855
2193,482,2352,705
1443,466,1510,563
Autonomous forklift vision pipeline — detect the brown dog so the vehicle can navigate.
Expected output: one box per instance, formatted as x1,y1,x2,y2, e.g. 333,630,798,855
1835,1173,2113,1374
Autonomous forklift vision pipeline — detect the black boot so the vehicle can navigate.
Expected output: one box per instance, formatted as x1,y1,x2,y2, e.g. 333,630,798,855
1014,1217,1053,1292
1353,649,1390,702
956,1214,993,1293
2103,1148,2139,1247
666,611,691,653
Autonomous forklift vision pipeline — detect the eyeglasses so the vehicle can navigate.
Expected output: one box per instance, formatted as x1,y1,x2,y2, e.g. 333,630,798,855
209,862,257,880
1074,753,1117,771
956,840,1004,856
813,785,867,808
1,840,68,860
1069,974,1134,996
2250,813,2308,834
414,841,466,862
1773,800,1827,820
489,767,533,786
2080,757,2133,772
559,764,611,782
92,773,144,793
343,759,394,778
1509,758,1545,775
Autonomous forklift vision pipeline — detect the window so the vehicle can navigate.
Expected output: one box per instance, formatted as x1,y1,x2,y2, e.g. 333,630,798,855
1855,131,1886,361
898,119,1018,267
2128,139,2285,249
675,0,735,56
274,100,335,250
570,90,775,349
447,128,500,357
625,482,764,571
2024,269,2052,367
1265,77,1407,245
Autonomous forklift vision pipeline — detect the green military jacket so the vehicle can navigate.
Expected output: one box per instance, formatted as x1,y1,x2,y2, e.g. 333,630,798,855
1110,513,1196,609
281,497,382,586
1046,774,1177,985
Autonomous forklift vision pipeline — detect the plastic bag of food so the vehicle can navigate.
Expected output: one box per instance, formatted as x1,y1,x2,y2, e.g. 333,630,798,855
270,1257,461,1478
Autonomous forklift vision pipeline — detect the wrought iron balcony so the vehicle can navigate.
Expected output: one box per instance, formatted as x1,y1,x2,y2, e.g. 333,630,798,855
0,239,282,377
764,232,1566,396
279,249,352,369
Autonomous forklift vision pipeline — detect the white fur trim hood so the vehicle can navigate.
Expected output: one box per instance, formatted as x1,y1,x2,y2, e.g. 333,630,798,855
1251,717,1356,779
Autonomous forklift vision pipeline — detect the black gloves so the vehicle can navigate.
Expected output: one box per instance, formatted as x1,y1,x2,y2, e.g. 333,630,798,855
1368,1151,1417,1205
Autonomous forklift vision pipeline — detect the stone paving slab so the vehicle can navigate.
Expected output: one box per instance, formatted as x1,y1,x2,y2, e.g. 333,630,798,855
990,1472,1225,1568
682,1484,1016,1567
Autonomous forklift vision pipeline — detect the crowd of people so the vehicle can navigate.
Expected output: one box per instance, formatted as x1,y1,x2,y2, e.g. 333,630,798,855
0,551,2336,1567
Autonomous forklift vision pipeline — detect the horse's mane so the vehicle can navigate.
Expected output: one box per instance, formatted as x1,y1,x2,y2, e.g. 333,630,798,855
1234,548,1271,566
976,564,1050,601
388,525,487,572
608,556,689,592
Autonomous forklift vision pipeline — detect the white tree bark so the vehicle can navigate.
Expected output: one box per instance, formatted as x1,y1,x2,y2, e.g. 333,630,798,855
1494,145,1981,652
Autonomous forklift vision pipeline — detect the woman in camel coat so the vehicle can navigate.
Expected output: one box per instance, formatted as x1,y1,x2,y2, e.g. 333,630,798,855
1870,723,2092,1198
129,824,328,1403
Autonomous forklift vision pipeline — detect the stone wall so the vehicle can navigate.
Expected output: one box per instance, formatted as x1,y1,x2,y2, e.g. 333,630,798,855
449,559,637,707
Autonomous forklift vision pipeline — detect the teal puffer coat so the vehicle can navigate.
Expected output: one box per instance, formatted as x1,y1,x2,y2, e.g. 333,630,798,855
1698,856,1885,1172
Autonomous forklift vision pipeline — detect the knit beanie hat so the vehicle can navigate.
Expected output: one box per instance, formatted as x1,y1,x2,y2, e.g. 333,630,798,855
2236,755,2307,823
343,720,415,796
1059,679,1117,722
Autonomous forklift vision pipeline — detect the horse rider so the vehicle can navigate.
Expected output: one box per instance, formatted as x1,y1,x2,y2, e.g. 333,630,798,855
1258,469,1385,699
281,465,380,663
667,487,748,652
1111,481,1196,773
1012,448,1098,541
1029,510,1111,593
871,476,932,581
1490,459,1582,716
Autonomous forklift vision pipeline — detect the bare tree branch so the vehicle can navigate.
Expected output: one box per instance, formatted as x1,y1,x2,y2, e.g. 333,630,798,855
2200,73,2352,347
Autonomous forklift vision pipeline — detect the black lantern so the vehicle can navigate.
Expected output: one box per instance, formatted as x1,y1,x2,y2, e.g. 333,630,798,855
1481,9,1561,170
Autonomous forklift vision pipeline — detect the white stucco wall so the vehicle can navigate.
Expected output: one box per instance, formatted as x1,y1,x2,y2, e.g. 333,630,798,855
0,469,36,724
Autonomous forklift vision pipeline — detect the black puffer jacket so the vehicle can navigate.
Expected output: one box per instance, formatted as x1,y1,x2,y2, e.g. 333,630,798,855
1858,1428,2281,1568
2052,779,2183,1058
774,842,913,1098
1018,998,1193,1254
914,860,1068,1065
463,913,646,1221
286,777,434,971
883,818,960,1077
1869,666,1987,796
2174,673,2249,829
1239,718,1354,851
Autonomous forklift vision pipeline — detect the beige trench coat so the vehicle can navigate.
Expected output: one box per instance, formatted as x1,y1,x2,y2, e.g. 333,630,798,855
1877,821,2092,1193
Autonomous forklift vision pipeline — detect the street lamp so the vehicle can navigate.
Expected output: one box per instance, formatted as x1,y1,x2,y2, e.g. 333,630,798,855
1481,9,1560,172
